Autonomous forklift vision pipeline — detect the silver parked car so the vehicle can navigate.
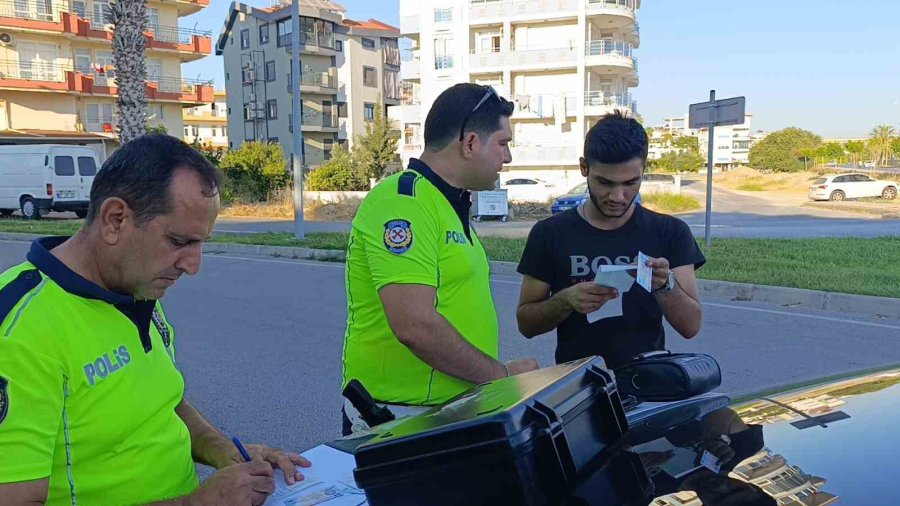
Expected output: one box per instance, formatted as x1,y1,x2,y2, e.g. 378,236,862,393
808,173,898,201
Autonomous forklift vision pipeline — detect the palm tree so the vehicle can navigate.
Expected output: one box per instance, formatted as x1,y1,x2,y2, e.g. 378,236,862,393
868,124,896,168
110,0,148,143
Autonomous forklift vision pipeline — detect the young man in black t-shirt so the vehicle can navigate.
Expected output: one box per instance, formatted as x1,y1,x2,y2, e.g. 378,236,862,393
516,111,706,369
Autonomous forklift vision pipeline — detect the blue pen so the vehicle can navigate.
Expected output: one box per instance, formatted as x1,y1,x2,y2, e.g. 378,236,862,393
232,436,252,462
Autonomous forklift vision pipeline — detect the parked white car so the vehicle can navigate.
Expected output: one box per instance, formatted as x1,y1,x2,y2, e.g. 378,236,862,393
808,173,898,201
500,177,556,202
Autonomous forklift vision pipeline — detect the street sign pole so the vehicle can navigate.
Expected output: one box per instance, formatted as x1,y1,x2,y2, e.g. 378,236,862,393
704,90,715,248
291,0,305,239
689,92,745,249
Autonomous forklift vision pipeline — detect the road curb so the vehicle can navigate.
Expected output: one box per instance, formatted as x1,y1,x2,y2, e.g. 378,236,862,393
1,232,897,319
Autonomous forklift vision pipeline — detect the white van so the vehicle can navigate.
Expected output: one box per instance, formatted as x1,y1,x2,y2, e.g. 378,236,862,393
0,145,98,219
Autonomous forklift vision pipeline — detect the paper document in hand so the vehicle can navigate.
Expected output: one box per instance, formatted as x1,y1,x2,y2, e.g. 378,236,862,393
586,265,635,323
263,444,367,506
636,252,652,292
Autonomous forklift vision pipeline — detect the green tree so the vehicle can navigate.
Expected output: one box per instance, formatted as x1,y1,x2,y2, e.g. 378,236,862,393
673,136,699,152
892,137,900,162
190,138,225,167
748,127,821,172
819,142,845,162
845,140,866,164
644,127,655,140
868,124,897,167
305,144,368,191
220,141,289,203
354,99,400,181
145,124,167,135
660,131,675,148
652,149,704,173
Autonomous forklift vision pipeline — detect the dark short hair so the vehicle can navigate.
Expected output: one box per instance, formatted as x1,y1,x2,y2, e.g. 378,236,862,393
424,83,514,152
583,110,648,166
86,134,223,225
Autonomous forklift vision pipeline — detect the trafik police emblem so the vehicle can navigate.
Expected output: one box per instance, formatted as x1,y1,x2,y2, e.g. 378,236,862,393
384,219,413,254
0,376,8,425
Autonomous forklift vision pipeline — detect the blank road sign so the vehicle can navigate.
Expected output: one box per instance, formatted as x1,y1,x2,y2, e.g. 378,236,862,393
689,96,746,128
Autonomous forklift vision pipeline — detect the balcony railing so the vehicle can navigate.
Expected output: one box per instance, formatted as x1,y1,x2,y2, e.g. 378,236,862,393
277,32,335,51
147,25,212,45
287,71,337,91
153,76,212,94
83,115,117,133
0,59,67,81
584,91,633,108
434,55,454,70
586,0,636,9
585,40,634,57
292,114,338,130
0,0,66,22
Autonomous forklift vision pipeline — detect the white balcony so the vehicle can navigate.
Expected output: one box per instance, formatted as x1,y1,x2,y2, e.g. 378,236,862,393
469,46,577,71
400,15,419,36
586,0,637,25
585,41,637,79
400,57,420,81
469,0,578,22
584,91,636,117
509,144,578,166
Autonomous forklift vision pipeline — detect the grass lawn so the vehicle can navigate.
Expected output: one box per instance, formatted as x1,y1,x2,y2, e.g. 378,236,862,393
641,193,702,213
1,219,896,298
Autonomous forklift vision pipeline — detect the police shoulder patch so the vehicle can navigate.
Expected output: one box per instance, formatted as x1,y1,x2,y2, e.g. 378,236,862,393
0,376,8,425
384,219,413,254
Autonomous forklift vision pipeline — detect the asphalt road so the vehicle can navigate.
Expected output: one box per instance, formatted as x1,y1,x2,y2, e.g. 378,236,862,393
2,240,898,458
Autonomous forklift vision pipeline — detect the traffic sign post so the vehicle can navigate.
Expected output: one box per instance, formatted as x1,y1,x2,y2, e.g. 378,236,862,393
689,91,746,248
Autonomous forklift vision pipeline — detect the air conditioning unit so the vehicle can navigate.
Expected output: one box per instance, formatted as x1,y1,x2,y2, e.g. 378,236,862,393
0,33,15,46
242,70,255,83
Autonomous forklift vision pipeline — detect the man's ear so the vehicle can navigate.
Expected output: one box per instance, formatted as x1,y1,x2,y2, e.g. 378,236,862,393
461,132,480,160
96,197,131,246
579,157,589,177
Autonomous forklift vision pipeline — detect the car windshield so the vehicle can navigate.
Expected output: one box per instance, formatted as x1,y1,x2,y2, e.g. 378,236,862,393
568,182,588,194
812,178,827,184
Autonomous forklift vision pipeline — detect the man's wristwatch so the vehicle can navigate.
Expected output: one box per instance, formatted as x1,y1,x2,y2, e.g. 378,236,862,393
653,271,676,294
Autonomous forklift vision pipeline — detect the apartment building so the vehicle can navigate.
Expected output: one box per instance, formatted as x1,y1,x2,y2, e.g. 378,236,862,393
183,89,227,147
393,0,640,190
0,0,214,160
696,113,755,168
216,0,399,169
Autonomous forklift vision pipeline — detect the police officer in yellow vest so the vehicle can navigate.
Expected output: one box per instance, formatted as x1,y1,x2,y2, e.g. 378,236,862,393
341,83,540,434
0,135,310,505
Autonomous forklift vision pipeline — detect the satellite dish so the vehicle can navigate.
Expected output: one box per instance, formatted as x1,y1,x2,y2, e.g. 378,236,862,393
0,34,11,43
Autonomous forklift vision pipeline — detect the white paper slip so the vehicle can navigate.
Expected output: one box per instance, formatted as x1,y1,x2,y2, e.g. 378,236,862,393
263,444,367,506
700,450,722,473
636,252,653,292
587,265,635,323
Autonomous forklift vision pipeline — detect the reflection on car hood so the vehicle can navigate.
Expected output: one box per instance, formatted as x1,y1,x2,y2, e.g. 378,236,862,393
649,368,900,505
556,193,587,202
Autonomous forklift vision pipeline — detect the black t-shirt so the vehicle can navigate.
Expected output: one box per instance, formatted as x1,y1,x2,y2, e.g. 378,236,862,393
517,205,706,369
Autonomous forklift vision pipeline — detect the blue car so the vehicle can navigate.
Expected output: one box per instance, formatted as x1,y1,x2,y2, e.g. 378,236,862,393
550,182,641,214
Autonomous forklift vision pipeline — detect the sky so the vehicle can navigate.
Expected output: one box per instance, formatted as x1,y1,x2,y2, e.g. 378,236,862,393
183,0,900,138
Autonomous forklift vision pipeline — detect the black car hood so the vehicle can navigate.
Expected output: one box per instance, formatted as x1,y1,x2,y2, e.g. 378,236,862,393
647,368,900,505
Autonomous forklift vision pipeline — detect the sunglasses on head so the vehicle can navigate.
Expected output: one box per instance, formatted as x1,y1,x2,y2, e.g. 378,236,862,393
458,86,502,142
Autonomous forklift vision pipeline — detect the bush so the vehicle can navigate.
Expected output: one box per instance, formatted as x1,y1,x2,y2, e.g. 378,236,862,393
749,128,821,173
652,149,704,173
220,141,290,203
305,144,368,191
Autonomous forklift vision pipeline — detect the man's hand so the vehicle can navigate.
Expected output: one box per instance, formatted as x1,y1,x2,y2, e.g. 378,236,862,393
229,445,311,486
505,358,539,376
188,461,275,506
642,256,673,292
560,282,619,313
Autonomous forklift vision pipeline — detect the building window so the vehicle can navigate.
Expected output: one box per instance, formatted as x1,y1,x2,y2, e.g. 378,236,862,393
434,38,453,69
335,40,343,52
267,99,278,119
434,8,452,23
225,72,229,81
361,37,375,50
323,138,333,160
364,103,375,121
220,126,227,137
363,66,377,87
259,23,270,44
240,28,250,49
269,137,279,144
184,126,190,137
243,106,253,121
228,107,232,115
337,102,347,118
276,19,291,47
265,61,276,81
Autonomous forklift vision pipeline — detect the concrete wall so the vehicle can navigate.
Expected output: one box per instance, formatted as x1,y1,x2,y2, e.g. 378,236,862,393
0,91,77,130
